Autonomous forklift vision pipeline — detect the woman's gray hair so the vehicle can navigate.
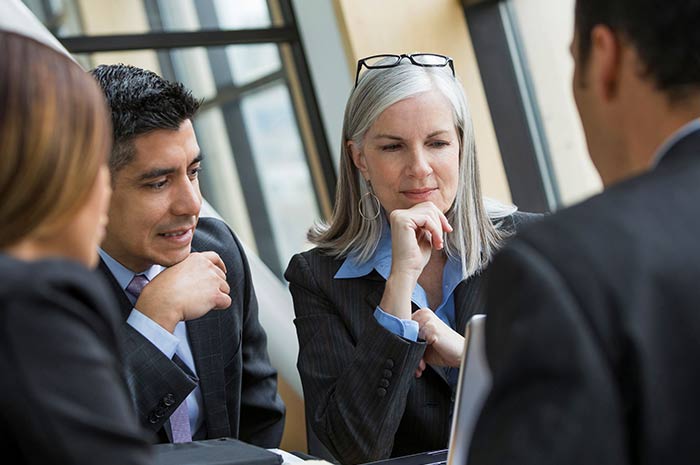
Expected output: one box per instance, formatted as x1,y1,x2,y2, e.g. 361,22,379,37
308,58,516,277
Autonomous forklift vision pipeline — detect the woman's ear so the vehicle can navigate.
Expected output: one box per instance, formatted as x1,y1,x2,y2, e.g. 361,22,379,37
348,140,369,180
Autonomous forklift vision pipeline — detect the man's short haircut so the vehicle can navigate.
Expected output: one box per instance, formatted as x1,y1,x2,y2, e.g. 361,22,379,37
90,64,201,173
576,0,700,100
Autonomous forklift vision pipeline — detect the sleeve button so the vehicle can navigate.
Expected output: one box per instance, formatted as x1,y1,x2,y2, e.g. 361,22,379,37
383,369,392,378
376,388,387,397
384,359,394,369
379,379,390,388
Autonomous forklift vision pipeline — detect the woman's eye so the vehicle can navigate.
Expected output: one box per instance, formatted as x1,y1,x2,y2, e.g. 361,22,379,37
381,144,401,151
429,140,450,148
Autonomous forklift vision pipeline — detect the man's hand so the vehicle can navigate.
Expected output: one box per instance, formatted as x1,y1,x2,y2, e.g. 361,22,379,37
135,251,232,332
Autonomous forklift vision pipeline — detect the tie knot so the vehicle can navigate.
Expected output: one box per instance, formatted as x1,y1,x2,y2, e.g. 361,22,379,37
126,274,150,300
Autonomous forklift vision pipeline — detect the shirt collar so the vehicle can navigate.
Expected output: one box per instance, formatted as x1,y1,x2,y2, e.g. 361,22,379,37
98,248,164,290
334,220,463,285
651,118,700,168
335,220,392,279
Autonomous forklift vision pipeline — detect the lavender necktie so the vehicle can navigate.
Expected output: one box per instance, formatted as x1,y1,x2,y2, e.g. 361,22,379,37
125,274,192,443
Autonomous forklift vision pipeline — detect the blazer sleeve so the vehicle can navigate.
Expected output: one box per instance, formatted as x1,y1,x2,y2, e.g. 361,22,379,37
228,229,286,447
468,238,627,465
286,253,427,465
120,324,198,434
2,272,151,464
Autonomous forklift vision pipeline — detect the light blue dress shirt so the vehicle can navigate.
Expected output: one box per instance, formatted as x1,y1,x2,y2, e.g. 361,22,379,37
98,249,204,435
334,223,464,386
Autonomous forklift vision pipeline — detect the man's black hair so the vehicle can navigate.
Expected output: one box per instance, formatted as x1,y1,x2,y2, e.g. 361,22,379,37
90,64,201,172
576,0,700,100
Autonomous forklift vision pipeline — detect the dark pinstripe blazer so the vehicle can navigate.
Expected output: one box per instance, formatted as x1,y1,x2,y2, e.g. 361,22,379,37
98,217,285,447
285,212,537,465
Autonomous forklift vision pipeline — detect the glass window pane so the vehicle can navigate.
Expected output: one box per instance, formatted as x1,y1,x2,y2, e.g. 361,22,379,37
509,0,601,205
76,43,320,276
242,84,320,268
21,0,279,36
213,0,273,29
227,44,281,86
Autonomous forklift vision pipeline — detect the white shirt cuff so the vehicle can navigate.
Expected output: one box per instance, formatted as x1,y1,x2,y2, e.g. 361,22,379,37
126,309,180,358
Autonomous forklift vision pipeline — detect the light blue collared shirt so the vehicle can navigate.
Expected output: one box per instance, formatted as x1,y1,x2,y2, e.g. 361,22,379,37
334,223,464,386
98,249,204,436
652,118,700,167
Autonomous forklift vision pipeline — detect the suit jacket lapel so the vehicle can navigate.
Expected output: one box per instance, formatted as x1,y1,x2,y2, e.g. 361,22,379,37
185,313,228,438
454,274,485,338
186,245,230,439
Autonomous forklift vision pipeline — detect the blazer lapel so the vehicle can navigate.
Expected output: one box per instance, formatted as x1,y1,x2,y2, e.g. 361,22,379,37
423,275,485,387
363,270,387,311
454,274,485,337
186,311,229,438
186,243,230,439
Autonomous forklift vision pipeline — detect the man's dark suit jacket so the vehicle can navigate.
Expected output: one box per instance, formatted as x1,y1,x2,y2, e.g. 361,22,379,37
98,217,285,447
469,128,700,465
0,255,151,464
285,212,536,465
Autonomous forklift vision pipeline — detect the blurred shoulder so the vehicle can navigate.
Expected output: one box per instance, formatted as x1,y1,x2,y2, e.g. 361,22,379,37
495,210,545,235
0,255,120,330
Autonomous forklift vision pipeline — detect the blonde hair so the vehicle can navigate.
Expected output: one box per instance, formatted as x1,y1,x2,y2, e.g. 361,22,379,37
308,58,516,277
0,31,111,249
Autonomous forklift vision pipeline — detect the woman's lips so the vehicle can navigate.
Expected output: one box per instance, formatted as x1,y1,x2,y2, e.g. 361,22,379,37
401,188,437,201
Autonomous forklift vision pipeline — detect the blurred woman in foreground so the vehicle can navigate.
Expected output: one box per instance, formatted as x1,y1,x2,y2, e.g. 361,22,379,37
0,31,150,464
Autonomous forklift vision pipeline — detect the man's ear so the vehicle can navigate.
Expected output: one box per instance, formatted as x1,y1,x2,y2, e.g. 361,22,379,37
590,24,622,102
348,140,369,180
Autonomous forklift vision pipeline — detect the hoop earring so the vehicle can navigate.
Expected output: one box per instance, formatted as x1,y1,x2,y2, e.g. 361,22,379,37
358,189,381,221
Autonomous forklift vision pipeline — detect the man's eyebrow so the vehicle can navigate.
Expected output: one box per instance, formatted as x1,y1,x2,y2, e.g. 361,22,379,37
136,153,204,182
137,167,176,182
190,153,204,166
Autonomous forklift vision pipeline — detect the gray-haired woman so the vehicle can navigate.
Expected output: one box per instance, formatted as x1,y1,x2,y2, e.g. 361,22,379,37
285,53,537,465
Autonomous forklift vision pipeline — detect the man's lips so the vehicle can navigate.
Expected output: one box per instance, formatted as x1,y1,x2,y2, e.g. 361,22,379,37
157,225,195,239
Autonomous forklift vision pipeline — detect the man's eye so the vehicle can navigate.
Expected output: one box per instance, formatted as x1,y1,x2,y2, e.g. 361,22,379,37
189,166,202,178
146,180,167,190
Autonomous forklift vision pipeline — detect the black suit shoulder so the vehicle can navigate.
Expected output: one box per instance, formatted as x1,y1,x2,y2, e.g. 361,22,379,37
470,130,700,465
0,256,150,464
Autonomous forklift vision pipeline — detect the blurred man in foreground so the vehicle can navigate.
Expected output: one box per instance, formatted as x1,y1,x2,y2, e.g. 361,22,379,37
469,1,700,464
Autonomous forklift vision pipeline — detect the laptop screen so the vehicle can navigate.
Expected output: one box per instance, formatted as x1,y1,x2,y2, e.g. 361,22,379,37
446,314,492,465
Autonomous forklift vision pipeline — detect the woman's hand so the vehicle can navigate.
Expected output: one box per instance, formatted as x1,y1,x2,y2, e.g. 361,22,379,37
412,308,465,370
379,202,452,320
389,202,452,279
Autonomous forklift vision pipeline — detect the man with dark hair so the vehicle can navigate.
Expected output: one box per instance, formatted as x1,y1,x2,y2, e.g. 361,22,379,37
90,64,285,447
467,1,700,464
